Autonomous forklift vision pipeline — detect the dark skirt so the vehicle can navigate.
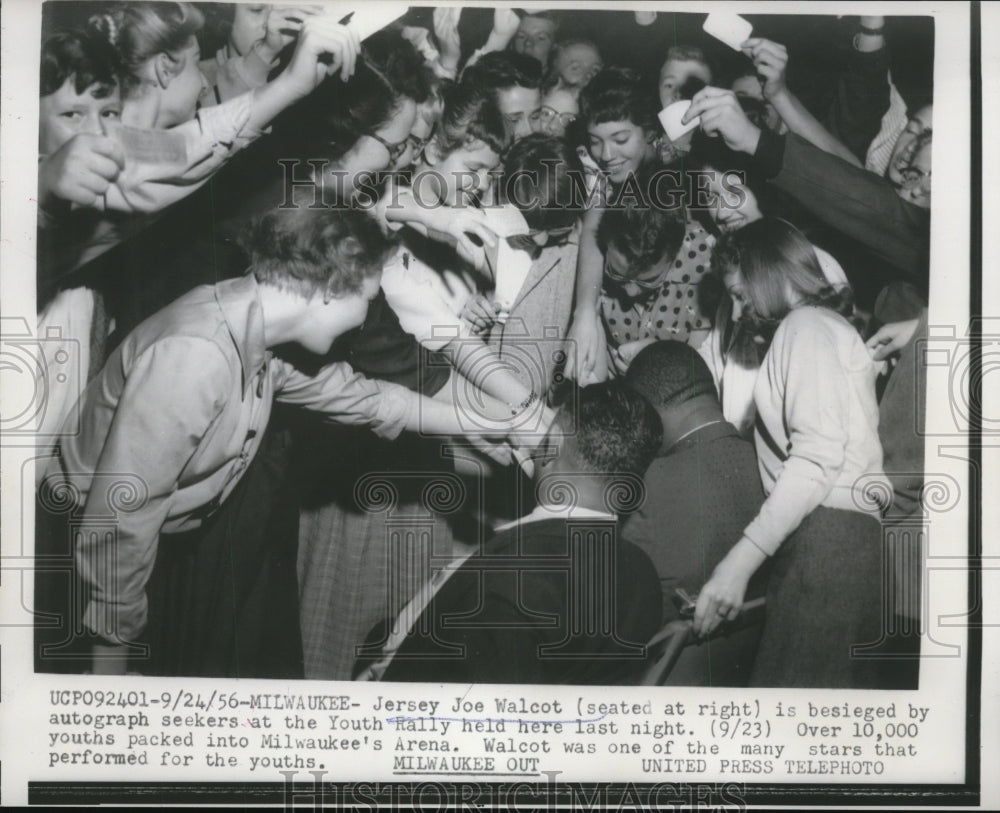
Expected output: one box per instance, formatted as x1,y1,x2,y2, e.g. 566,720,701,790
749,506,884,689
140,421,303,678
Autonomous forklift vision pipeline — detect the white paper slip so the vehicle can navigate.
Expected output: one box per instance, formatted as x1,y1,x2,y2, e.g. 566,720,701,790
332,4,406,40
702,12,753,51
659,100,701,142
482,205,533,317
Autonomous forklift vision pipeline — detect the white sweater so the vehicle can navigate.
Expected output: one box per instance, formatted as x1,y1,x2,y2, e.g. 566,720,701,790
742,306,889,556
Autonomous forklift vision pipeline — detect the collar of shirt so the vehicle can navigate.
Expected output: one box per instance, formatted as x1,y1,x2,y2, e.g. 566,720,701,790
662,419,738,458
494,503,617,533
213,275,268,398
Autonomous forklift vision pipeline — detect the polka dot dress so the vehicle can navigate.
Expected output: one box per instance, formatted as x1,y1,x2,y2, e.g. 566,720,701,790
600,222,715,349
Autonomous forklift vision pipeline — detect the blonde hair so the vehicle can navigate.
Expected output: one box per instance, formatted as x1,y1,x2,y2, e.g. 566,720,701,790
91,2,204,95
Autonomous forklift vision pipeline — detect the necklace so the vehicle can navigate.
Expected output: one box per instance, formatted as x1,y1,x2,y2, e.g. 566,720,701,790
669,419,726,449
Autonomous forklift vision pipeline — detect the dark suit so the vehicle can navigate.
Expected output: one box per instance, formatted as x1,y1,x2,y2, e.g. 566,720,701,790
363,517,662,685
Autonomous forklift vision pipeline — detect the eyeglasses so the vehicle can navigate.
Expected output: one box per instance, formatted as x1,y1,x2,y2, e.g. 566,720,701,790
534,106,578,130
366,130,409,164
604,261,667,292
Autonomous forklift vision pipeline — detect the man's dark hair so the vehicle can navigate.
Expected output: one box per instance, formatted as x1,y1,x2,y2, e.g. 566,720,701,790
240,207,395,299
461,50,543,95
578,66,659,134
364,26,439,106
624,340,718,411
596,169,686,274
500,133,585,231
273,55,400,161
434,80,509,157
557,382,662,477
41,30,121,98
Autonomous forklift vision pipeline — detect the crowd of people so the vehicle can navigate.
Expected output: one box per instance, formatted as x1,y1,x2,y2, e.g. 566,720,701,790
34,3,934,689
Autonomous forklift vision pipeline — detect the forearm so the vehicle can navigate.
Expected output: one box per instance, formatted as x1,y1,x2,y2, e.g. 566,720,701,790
770,88,862,168
573,215,605,316
447,340,534,407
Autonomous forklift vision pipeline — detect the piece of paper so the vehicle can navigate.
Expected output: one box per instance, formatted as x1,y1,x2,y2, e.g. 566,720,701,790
481,205,532,316
702,12,753,51
659,100,701,141
332,4,406,40
104,122,188,168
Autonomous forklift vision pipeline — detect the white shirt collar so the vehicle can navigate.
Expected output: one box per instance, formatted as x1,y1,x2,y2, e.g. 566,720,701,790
494,503,617,533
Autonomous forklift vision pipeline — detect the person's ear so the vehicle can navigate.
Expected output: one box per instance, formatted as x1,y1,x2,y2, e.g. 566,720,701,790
153,52,180,89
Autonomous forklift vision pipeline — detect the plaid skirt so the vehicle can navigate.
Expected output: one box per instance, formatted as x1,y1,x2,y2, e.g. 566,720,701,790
294,423,461,681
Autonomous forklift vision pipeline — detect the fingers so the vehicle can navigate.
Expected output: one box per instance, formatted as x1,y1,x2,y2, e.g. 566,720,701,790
684,87,737,123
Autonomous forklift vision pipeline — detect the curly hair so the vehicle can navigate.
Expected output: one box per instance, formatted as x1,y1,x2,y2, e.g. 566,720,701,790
41,29,121,98
625,340,718,411
239,207,396,299
554,382,662,477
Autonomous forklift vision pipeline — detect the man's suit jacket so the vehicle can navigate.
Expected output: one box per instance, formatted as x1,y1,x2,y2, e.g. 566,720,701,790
367,517,662,685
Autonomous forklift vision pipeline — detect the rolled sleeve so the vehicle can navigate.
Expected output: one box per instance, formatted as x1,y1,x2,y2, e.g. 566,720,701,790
274,359,415,440
78,338,230,642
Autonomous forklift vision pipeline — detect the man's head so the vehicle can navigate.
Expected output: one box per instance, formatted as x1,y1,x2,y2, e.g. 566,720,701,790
658,45,712,108
240,207,395,354
421,81,509,207
39,30,122,155
500,133,585,236
624,341,720,448
895,132,931,210
548,39,603,92
597,176,686,301
462,51,543,140
512,12,559,66
542,383,662,496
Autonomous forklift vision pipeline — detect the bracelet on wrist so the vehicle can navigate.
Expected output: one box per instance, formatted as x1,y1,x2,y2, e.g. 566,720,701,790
510,390,538,416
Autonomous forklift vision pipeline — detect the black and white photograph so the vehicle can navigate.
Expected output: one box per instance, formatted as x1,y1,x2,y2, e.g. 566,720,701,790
0,0,993,808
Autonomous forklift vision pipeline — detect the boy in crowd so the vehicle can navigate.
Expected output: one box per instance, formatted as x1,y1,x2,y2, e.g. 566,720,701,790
461,50,543,140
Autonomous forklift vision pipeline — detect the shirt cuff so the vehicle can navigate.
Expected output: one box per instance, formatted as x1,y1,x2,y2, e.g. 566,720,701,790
754,128,787,180
83,594,147,644
370,381,416,440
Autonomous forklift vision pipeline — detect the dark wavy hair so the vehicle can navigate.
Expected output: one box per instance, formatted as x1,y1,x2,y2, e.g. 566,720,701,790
273,55,402,163
595,168,686,274
461,50,544,94
711,217,855,336
41,29,121,98
433,80,509,158
578,66,659,135
240,207,396,299
500,133,585,231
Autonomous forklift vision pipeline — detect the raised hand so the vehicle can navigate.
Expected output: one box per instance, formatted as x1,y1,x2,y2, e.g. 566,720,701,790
684,87,762,155
39,133,125,209
741,37,788,100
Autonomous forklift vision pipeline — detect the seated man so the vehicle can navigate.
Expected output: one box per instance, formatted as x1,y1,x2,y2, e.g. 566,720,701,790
622,341,767,686
355,382,664,685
